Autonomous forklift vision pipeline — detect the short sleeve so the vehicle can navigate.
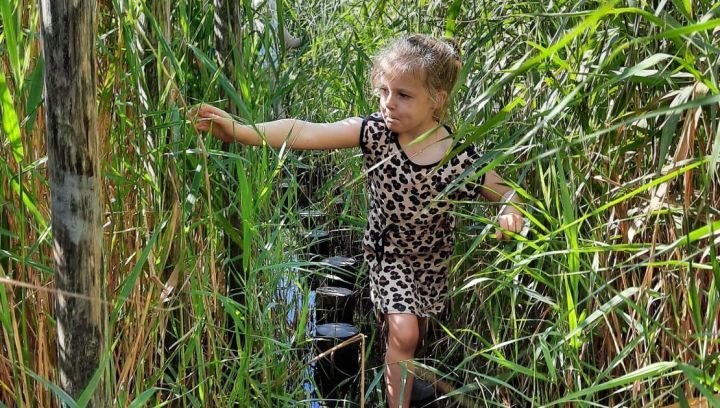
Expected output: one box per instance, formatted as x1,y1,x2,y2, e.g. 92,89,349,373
450,144,487,202
359,115,370,155
359,112,385,160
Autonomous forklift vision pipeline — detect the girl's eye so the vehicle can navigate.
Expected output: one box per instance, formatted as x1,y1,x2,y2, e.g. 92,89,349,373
399,93,410,99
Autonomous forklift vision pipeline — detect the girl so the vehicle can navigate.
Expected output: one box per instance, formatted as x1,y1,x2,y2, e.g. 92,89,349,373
189,33,524,408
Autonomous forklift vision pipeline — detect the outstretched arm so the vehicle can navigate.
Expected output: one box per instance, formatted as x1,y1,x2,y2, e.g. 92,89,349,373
188,104,361,150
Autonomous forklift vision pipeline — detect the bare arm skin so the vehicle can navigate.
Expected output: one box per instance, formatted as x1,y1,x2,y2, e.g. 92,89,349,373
481,170,525,240
188,104,361,150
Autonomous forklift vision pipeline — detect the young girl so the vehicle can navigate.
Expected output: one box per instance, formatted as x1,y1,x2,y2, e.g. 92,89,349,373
190,33,524,408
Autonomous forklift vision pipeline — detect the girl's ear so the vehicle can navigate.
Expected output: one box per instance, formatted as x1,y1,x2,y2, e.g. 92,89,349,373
433,90,448,119
435,90,448,109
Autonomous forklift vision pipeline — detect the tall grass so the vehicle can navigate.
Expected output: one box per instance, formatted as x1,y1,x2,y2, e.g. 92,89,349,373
1,0,719,406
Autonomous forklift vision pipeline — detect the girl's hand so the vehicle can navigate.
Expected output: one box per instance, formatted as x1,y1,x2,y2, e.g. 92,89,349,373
187,104,236,142
496,213,524,240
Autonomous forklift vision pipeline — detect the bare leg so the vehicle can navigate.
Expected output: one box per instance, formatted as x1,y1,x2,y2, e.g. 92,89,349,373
385,314,420,408
417,316,428,348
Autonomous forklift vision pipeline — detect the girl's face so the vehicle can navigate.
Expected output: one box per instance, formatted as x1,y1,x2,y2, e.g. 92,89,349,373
376,70,445,138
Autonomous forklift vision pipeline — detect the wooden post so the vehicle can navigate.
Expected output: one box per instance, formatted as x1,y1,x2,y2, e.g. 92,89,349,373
39,1,105,405
214,0,243,93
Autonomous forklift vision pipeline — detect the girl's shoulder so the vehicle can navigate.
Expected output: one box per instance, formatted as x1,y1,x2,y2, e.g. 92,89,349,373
361,112,387,133
360,112,390,154
448,139,482,164
446,140,487,193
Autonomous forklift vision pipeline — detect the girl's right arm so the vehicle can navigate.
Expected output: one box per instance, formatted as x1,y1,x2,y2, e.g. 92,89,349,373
189,104,361,150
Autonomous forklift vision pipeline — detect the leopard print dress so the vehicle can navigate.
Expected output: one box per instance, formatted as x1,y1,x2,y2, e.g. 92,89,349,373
359,112,486,317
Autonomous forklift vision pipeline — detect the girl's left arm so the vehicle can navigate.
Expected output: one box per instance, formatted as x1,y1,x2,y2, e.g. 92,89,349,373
480,171,524,240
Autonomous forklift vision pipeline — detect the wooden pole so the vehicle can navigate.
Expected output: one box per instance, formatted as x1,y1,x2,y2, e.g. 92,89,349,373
39,1,106,405
214,0,242,94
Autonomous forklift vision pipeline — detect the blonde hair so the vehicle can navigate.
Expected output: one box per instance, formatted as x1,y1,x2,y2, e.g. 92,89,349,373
371,33,462,121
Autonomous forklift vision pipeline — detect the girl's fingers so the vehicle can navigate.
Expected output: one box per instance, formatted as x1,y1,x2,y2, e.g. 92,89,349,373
200,104,231,119
496,214,525,240
186,105,230,140
192,116,217,132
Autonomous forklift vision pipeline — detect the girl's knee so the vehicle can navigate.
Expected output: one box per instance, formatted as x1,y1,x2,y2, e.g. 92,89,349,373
386,315,420,353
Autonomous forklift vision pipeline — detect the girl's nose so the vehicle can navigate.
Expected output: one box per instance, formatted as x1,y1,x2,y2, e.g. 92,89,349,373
385,93,397,110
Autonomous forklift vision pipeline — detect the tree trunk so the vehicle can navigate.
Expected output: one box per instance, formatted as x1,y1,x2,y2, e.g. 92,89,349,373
39,1,106,405
214,0,243,94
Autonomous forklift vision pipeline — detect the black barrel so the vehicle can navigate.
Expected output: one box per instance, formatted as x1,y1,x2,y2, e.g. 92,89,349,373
299,209,325,230
315,286,354,325
333,197,345,217
306,230,331,259
297,154,328,202
314,323,360,405
410,378,438,408
320,256,357,289
277,181,290,198
296,161,312,207
329,227,352,257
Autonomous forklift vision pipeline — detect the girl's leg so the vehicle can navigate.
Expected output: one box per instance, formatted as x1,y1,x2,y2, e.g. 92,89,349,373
417,316,428,346
385,313,420,408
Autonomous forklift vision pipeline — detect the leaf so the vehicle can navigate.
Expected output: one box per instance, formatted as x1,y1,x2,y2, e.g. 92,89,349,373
0,0,20,84
11,179,47,229
685,219,720,244
650,18,720,41
128,388,159,408
658,86,693,175
670,0,693,21
0,72,23,164
544,362,678,406
24,57,45,135
458,276,492,291
110,224,162,326
25,368,79,408
189,44,251,119
477,351,550,381
237,158,253,272
469,1,619,110
676,364,720,407
610,53,674,87
563,287,640,343
76,350,112,408
444,0,462,38
363,368,385,403
553,158,707,237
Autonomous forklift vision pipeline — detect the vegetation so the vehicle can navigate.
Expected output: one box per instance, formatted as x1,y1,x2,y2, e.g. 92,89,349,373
1,0,719,406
